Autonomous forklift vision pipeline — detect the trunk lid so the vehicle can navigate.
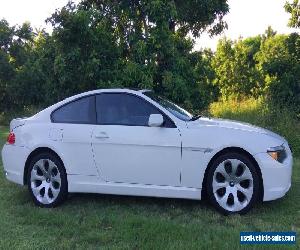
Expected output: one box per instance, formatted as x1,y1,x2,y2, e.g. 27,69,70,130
10,118,27,131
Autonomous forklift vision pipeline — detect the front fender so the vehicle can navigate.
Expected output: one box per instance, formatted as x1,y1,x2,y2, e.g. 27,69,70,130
180,125,284,188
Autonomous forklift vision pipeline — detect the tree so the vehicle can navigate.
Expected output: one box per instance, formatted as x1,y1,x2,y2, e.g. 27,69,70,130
285,0,300,28
45,0,229,109
191,49,218,110
256,33,300,110
212,36,263,99
44,2,126,103
0,19,36,110
0,19,14,51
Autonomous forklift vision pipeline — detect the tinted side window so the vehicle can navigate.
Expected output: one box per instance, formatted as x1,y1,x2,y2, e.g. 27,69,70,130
96,93,175,127
52,96,96,124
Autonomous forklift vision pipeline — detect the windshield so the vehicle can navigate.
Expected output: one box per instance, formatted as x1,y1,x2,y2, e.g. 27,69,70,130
144,92,193,121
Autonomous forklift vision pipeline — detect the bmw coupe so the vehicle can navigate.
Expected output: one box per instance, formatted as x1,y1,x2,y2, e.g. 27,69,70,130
1,89,293,214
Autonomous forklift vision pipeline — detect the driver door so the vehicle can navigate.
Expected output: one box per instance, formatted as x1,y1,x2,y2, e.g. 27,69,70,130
91,92,182,186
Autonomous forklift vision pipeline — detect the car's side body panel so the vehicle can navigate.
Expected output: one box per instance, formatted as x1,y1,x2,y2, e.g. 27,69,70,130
180,124,285,188
2,144,29,185
91,125,182,186
9,122,98,177
51,123,97,176
67,174,202,200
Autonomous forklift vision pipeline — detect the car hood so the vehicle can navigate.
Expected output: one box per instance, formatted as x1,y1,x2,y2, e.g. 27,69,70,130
187,117,285,142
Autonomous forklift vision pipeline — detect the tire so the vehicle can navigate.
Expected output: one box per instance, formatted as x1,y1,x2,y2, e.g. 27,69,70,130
206,152,260,215
27,152,68,207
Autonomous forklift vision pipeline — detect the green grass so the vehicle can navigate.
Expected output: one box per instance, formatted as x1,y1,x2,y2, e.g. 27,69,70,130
0,121,300,249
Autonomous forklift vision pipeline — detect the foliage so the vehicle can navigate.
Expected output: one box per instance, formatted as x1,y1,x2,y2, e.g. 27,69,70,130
0,1,229,112
212,28,300,112
285,0,300,28
256,33,300,111
212,36,263,99
0,19,35,109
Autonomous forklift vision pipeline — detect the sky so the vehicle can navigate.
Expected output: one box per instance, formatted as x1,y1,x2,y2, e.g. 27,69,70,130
194,0,298,50
0,0,298,51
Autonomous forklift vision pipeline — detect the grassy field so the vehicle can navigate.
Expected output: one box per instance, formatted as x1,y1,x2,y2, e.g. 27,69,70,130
0,108,300,249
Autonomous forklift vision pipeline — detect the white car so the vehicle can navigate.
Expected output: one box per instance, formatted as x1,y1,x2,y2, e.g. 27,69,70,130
1,89,293,214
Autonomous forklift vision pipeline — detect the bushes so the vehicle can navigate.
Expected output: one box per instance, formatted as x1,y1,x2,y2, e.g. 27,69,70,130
212,30,300,113
256,33,300,112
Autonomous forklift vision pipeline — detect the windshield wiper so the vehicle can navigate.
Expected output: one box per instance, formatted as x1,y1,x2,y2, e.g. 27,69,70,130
189,114,202,121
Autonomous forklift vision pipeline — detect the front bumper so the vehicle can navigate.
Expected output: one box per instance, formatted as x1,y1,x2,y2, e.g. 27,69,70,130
1,144,30,185
255,147,293,201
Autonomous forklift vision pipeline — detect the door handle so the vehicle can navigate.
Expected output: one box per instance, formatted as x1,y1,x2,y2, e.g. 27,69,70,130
94,131,109,139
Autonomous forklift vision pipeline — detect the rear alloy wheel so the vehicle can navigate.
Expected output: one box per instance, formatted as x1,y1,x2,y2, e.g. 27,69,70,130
207,152,260,215
28,153,67,207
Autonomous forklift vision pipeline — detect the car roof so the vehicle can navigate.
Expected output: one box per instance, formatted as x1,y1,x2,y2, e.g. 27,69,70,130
64,88,151,101
56,88,153,108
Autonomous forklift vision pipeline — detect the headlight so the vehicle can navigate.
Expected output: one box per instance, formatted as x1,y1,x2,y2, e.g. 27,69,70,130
267,145,287,163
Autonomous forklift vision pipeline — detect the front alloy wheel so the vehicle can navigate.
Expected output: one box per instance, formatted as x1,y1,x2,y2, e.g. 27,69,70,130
207,152,260,214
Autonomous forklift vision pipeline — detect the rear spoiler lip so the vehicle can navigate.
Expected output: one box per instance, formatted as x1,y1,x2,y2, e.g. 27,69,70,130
10,118,27,131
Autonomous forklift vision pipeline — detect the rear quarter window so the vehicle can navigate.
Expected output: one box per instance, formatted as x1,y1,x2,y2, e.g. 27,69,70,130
51,95,96,124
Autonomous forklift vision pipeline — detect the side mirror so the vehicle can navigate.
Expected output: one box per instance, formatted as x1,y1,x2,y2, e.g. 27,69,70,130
148,114,164,127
